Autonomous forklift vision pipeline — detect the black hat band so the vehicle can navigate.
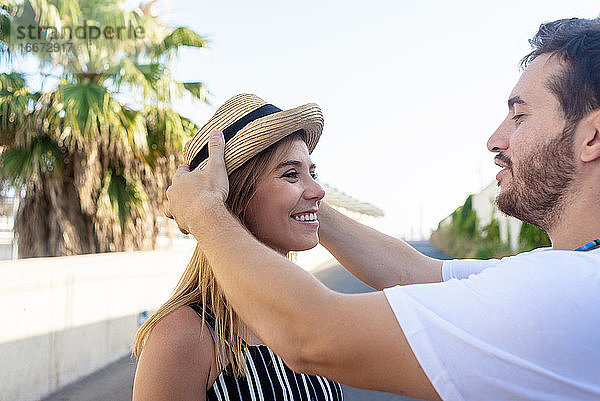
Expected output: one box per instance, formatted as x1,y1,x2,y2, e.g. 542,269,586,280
189,104,282,171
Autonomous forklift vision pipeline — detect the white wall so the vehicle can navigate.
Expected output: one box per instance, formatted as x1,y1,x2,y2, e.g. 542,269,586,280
0,239,195,401
295,243,338,273
0,237,336,401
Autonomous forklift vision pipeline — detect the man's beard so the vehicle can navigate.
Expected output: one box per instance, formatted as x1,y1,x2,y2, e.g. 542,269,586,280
496,123,577,232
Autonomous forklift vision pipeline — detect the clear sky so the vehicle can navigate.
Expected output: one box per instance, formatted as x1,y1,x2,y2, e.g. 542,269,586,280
162,0,599,239
9,0,600,239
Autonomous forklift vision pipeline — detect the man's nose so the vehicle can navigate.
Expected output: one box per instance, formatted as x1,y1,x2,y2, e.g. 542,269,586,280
487,119,510,153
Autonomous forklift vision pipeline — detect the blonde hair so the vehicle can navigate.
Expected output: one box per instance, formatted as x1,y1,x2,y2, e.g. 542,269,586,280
133,132,304,376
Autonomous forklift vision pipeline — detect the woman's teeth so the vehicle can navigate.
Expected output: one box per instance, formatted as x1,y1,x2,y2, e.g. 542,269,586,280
292,213,317,221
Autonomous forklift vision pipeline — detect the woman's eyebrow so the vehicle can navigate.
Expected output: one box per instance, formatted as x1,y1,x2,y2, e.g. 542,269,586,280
274,160,317,170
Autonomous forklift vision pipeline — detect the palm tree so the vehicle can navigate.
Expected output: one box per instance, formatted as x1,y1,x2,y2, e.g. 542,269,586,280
0,0,208,257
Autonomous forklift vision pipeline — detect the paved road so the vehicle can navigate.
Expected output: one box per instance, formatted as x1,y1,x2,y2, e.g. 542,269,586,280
44,356,138,401
43,241,449,401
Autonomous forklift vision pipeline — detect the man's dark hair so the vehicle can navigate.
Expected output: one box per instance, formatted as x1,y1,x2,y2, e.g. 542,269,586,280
521,17,600,126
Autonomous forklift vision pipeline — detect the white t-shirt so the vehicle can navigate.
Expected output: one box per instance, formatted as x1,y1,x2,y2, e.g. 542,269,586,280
383,247,600,401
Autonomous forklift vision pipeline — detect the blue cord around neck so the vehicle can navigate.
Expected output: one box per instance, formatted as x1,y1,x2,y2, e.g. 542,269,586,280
573,238,600,252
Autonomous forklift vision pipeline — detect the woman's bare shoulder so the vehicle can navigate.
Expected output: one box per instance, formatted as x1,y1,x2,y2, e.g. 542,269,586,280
132,305,216,401
153,305,213,342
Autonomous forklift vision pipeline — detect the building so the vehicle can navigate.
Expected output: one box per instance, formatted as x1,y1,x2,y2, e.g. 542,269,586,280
438,181,522,252
0,185,18,260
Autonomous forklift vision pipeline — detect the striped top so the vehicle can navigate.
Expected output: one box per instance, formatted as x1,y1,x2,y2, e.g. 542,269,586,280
189,303,344,401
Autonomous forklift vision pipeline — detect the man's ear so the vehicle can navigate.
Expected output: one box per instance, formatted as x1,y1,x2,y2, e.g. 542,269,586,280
580,109,600,163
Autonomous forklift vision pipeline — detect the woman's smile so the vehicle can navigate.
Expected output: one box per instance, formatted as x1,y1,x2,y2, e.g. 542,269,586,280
290,210,319,225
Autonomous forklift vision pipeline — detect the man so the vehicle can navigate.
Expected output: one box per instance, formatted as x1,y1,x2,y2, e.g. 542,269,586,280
165,18,600,400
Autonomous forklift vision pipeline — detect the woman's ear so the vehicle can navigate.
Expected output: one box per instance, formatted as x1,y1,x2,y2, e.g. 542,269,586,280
580,109,600,163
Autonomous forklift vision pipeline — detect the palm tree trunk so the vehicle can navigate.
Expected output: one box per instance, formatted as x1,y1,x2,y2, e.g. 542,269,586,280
15,172,96,257
15,151,167,257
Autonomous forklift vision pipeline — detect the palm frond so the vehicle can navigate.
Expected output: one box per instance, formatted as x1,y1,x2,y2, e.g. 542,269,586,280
0,3,16,65
164,26,208,49
134,63,165,85
117,105,148,156
0,145,35,182
0,134,63,185
0,72,36,145
0,71,26,90
105,59,165,97
55,0,83,26
110,63,186,104
0,0,15,13
126,174,149,217
182,82,209,102
0,9,11,45
144,106,197,159
154,26,208,58
26,0,62,27
58,80,108,139
97,168,148,229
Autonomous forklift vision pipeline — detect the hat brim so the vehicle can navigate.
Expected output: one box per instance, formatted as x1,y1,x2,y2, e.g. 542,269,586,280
192,103,323,174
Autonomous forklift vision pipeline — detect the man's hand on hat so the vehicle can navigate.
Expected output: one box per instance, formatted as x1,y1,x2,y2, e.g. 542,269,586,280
165,130,229,236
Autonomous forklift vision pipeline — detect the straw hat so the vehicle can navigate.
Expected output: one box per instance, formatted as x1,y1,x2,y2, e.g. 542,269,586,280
184,94,324,173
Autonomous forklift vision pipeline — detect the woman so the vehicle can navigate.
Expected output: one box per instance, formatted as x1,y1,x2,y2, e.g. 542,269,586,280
132,94,343,401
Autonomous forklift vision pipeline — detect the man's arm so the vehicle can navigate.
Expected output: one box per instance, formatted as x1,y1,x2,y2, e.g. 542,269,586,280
318,202,443,289
165,132,441,400
189,201,441,400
